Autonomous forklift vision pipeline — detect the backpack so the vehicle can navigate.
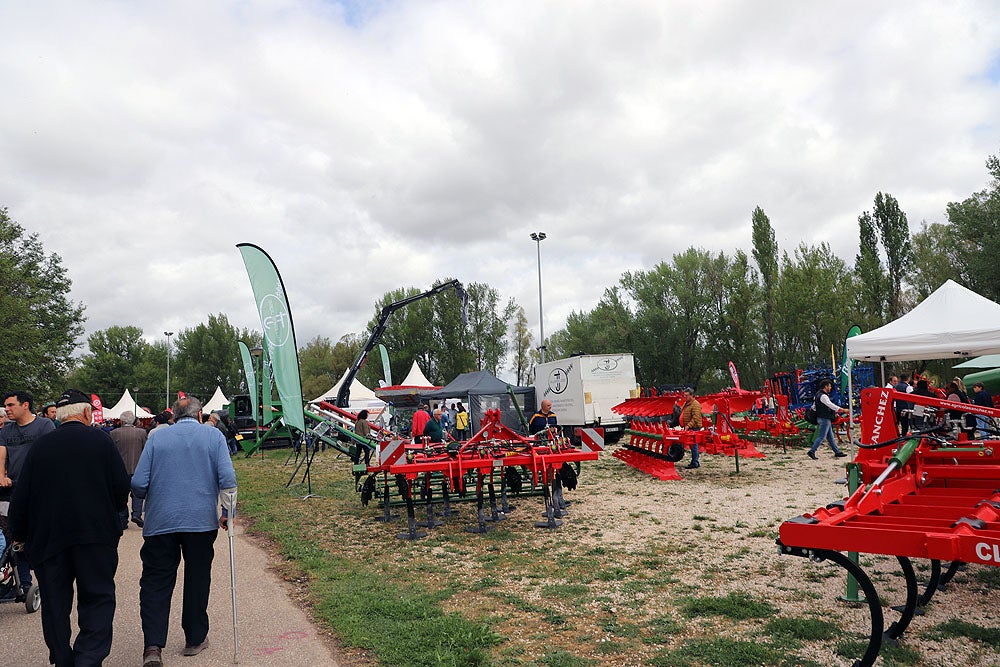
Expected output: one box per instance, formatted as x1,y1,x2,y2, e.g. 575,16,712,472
803,397,818,425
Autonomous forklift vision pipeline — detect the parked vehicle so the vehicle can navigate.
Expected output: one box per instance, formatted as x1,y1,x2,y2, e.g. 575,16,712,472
533,354,637,444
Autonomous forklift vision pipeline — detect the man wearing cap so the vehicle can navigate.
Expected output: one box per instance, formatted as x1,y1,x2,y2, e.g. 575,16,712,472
8,389,130,667
132,395,237,665
0,390,56,597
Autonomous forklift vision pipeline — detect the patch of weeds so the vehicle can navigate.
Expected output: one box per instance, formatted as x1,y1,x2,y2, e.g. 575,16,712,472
765,616,837,650
537,650,596,666
747,528,771,538
692,514,715,521
643,614,683,644
926,618,1000,647
833,636,868,660
881,642,922,665
595,639,628,654
471,575,501,591
649,638,784,667
679,592,778,620
601,619,641,638
597,566,631,581
972,566,1000,592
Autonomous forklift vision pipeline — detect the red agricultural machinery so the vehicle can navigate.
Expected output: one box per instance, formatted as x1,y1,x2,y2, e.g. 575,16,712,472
778,387,1000,666
326,408,603,538
610,390,766,479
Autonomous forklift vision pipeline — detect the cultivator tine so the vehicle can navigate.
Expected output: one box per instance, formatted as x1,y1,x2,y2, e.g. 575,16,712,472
466,472,490,534
416,473,442,528
499,468,515,514
534,476,563,529
440,478,459,517
374,476,398,523
396,479,427,540
883,556,919,646
485,479,506,522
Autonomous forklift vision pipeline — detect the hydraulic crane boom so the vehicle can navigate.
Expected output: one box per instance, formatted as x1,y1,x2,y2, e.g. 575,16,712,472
336,279,466,408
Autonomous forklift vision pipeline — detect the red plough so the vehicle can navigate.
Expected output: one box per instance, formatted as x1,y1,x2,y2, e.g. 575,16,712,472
611,391,765,479
777,387,1000,666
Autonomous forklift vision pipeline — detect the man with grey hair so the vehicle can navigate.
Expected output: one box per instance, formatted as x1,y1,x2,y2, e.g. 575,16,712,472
132,395,237,666
9,389,130,666
110,409,148,529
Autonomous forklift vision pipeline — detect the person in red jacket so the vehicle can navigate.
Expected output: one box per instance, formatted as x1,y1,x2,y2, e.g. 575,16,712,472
411,404,431,439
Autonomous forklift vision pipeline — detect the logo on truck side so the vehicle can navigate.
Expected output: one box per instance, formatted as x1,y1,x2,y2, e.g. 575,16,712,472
548,367,570,395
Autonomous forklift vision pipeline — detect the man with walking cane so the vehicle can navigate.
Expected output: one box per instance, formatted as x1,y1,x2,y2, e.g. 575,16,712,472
131,396,237,666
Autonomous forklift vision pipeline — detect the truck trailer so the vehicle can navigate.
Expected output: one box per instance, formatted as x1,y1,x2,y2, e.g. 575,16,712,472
533,353,638,443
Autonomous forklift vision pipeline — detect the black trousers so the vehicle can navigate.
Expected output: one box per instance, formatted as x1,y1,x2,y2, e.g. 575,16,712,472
139,530,217,648
34,543,119,667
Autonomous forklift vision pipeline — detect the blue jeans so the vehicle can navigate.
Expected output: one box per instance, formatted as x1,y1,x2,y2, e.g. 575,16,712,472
810,418,842,455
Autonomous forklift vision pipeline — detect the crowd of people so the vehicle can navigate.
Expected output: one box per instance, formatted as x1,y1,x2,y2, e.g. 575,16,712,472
407,401,473,443
0,389,237,667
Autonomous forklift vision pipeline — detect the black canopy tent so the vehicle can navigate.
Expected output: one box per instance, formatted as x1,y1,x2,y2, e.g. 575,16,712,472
421,370,536,434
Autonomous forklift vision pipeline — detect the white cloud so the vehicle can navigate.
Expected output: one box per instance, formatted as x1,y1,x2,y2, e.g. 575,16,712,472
0,0,998,363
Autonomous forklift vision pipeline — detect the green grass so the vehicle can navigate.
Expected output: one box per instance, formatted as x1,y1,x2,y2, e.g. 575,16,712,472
679,592,778,620
649,638,785,667
926,618,1000,647
237,459,500,667
765,616,838,642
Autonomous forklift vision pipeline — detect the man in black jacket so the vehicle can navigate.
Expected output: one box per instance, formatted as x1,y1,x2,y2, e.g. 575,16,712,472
9,389,130,667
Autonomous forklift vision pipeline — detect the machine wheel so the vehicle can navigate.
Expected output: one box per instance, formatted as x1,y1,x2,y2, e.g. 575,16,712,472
25,584,40,613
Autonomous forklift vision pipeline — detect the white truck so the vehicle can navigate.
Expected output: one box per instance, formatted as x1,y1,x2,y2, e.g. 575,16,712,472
533,353,638,444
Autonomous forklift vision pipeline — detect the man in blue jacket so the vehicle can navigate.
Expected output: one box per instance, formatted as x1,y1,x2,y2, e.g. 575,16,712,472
132,396,237,666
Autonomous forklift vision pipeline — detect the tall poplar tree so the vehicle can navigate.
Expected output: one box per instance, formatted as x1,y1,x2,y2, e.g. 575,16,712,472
751,206,778,377
872,192,912,319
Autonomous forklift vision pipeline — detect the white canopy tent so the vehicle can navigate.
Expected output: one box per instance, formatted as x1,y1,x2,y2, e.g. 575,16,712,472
101,390,155,421
202,386,230,414
843,280,1000,449
309,368,386,414
846,280,1000,362
400,361,434,388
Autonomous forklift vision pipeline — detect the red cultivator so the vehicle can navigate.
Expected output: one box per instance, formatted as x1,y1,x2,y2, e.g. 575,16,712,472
778,387,1000,666
357,409,601,538
611,391,765,479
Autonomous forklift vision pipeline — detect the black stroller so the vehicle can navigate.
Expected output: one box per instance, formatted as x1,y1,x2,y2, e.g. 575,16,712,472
0,516,40,613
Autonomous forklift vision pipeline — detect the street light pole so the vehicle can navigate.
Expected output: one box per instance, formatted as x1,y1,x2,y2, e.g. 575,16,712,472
164,331,174,410
530,232,547,363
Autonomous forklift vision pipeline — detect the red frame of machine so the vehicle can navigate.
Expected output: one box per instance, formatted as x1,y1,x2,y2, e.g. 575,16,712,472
779,387,1000,566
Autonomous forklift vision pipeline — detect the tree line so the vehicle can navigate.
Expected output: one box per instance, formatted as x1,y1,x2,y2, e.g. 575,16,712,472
2,150,997,406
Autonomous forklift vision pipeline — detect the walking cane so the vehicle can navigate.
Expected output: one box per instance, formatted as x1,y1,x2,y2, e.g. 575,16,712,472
224,489,239,663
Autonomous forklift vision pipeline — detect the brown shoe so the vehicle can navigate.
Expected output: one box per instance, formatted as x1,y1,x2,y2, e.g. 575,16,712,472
182,638,209,656
143,646,163,666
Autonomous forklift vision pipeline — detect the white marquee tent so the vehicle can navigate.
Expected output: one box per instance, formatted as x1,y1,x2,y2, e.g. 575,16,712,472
202,386,230,414
101,390,155,421
310,368,386,413
399,361,435,388
846,280,1000,362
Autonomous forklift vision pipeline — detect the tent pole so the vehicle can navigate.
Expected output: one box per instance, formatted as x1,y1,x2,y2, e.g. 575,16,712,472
880,361,885,387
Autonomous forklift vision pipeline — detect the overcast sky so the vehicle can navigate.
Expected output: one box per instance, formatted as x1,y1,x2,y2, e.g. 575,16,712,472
2,1,999,369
